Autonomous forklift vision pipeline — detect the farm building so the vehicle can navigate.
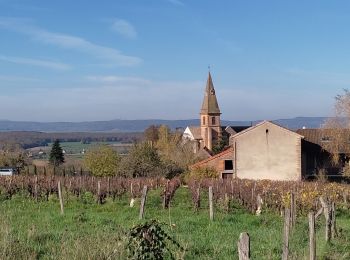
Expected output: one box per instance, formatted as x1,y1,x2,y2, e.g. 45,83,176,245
297,128,350,176
230,121,304,181
189,147,234,179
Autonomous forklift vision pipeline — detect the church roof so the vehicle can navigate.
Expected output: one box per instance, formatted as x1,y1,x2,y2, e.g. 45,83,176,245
188,126,202,140
200,72,221,115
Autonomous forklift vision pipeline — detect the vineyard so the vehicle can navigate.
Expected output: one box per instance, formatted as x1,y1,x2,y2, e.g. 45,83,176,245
1,175,350,259
1,175,350,214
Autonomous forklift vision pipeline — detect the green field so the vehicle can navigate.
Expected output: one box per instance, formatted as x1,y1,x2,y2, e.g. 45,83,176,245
30,141,133,161
50,141,132,155
0,187,349,259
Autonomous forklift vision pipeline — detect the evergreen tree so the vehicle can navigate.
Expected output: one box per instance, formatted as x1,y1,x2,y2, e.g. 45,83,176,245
49,140,65,166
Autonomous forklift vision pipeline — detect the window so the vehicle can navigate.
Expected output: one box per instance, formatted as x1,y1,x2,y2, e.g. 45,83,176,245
224,160,233,170
202,117,206,125
212,117,216,125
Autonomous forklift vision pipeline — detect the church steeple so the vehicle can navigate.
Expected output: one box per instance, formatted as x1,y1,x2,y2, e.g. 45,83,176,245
200,72,221,115
200,72,222,151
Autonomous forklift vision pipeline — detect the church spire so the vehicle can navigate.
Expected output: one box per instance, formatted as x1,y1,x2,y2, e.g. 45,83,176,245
200,72,221,115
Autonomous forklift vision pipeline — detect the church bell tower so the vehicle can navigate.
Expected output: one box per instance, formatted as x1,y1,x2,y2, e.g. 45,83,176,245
200,72,222,151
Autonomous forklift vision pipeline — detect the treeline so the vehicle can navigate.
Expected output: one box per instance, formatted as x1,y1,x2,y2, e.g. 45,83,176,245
0,131,143,149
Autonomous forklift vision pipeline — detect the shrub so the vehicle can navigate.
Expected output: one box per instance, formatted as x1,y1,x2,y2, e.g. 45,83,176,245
183,166,217,183
84,145,120,177
126,220,182,260
119,143,163,177
79,192,95,205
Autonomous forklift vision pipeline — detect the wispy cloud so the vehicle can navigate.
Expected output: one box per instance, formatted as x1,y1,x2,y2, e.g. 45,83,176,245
0,55,71,70
86,75,150,85
111,19,137,39
0,17,142,66
166,0,184,6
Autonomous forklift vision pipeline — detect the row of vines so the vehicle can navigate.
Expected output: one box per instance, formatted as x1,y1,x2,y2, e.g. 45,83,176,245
1,175,350,215
188,178,350,214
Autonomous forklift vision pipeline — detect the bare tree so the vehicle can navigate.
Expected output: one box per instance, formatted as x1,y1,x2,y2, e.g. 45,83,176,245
322,89,350,171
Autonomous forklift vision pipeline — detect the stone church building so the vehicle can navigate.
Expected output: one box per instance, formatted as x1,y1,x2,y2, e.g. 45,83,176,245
183,72,248,153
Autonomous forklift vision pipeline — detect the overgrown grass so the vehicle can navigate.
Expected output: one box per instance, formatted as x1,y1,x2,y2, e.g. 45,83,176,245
0,187,349,259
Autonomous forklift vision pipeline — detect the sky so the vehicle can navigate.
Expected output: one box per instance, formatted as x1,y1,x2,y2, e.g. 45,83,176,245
0,0,349,122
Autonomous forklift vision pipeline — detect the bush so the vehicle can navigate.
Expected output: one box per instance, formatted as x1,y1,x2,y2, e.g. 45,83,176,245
79,192,95,205
84,145,120,177
126,220,182,259
183,166,217,183
119,143,163,177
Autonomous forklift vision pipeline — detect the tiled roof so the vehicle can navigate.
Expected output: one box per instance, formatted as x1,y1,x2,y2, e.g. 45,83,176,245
190,147,233,169
296,128,350,154
224,126,250,135
188,126,202,140
231,120,304,139
296,129,322,145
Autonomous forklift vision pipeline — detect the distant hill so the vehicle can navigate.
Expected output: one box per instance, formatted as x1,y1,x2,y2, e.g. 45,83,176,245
0,117,327,132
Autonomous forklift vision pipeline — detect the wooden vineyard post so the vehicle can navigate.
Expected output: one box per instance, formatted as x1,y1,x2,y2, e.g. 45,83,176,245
67,179,72,201
130,182,134,198
130,182,135,207
290,192,296,228
282,208,290,260
320,197,331,242
251,182,256,213
209,186,214,221
331,202,337,239
237,232,250,260
163,180,170,209
256,194,263,216
139,185,148,220
195,186,201,211
97,180,101,204
34,176,38,202
58,180,64,215
107,177,110,197
231,180,234,200
308,211,316,260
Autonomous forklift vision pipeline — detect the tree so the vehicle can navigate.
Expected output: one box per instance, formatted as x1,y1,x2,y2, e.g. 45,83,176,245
322,89,350,175
120,142,163,177
84,145,120,176
155,125,198,170
212,135,229,155
144,125,160,146
0,143,28,172
49,140,65,166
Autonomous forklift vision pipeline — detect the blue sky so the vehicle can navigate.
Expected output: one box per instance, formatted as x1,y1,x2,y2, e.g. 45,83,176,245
0,0,349,122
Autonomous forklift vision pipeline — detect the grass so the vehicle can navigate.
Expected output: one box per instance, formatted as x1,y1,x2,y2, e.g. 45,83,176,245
0,187,350,259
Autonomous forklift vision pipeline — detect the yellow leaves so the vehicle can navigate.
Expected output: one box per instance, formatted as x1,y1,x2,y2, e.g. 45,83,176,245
83,145,120,177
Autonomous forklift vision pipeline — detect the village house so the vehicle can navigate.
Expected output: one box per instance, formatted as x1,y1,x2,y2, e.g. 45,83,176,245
230,120,304,181
185,73,347,181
